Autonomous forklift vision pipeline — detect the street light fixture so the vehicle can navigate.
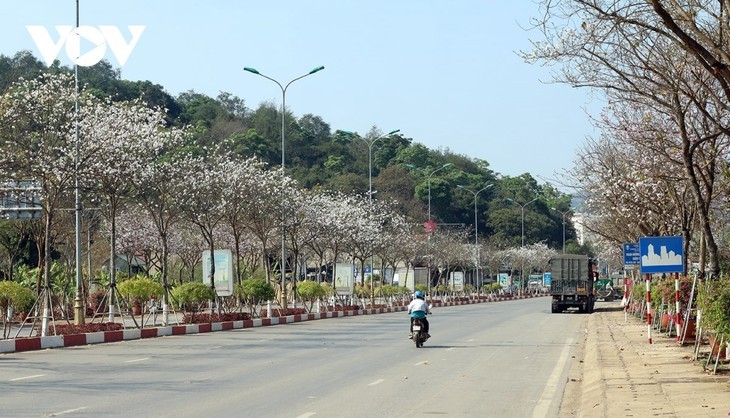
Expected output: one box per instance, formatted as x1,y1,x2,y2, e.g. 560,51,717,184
244,65,324,308
340,129,400,206
551,207,571,254
506,197,539,247
457,184,493,291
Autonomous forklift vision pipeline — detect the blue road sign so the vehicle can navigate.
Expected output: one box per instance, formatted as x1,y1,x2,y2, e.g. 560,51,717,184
639,236,684,274
623,243,640,269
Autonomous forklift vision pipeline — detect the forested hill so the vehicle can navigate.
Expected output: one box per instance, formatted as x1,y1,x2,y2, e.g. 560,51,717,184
0,50,578,250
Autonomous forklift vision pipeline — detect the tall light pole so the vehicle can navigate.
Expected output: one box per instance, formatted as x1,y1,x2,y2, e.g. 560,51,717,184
457,184,493,292
244,65,324,308
341,129,400,291
551,207,571,254
427,163,453,221
73,0,85,325
507,197,538,295
507,197,538,247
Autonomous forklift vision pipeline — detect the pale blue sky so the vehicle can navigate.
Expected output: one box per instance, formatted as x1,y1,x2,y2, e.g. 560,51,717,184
0,0,600,185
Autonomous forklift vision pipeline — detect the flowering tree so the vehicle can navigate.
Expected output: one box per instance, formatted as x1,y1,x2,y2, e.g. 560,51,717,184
131,127,188,324
219,156,267,284
0,73,78,330
304,191,353,282
527,0,730,275
82,98,177,319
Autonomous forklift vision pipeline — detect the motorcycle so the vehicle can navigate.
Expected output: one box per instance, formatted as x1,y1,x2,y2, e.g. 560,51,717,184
411,318,429,348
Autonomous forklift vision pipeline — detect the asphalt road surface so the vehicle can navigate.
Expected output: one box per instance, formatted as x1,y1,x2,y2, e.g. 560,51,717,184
1,297,586,418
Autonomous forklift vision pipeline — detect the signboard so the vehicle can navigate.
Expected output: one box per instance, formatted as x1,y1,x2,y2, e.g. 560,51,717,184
334,263,354,295
449,271,464,291
542,272,552,286
623,242,640,270
639,236,684,274
202,249,234,296
498,272,509,287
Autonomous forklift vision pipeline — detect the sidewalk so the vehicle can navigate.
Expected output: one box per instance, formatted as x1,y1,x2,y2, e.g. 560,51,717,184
560,302,730,417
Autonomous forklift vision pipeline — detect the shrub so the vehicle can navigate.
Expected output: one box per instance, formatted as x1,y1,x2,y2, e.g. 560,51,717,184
117,276,165,308
171,282,215,313
87,289,106,312
697,278,730,337
0,281,35,314
43,322,123,336
182,312,251,324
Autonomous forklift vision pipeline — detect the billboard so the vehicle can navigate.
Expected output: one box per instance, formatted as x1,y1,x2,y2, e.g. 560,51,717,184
202,249,234,297
335,263,354,295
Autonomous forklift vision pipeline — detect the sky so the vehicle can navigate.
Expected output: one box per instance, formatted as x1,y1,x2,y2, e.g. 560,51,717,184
0,0,601,186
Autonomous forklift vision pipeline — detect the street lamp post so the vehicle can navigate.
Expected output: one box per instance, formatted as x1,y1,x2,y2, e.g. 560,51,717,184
551,207,571,254
457,184,493,292
507,197,538,295
73,0,85,326
244,65,324,308
507,197,539,247
341,129,400,293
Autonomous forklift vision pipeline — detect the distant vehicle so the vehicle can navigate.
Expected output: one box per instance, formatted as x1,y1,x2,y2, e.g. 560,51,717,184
549,254,596,313
595,278,621,301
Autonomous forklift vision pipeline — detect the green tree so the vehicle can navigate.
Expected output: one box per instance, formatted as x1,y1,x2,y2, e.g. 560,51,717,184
297,280,326,312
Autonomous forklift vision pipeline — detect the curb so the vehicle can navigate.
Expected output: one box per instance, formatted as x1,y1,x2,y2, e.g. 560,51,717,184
1,294,545,354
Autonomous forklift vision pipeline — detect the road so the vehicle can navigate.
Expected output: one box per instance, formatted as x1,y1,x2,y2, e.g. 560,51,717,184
1,297,587,418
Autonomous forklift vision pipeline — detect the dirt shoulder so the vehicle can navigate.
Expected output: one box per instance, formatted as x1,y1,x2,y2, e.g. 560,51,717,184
559,302,729,417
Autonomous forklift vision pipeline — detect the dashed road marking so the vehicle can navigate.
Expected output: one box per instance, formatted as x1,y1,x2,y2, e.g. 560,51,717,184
10,374,45,381
125,357,150,363
296,413,316,418
368,379,385,386
49,406,87,416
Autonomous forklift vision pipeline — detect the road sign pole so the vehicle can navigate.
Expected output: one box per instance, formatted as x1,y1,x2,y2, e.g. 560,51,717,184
646,273,652,344
674,272,681,341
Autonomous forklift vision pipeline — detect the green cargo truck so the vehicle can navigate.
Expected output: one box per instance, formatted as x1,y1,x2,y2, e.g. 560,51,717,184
550,254,596,313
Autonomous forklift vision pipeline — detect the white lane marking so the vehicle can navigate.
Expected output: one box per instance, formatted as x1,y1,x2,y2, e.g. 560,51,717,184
125,357,150,363
208,346,223,349
49,406,87,415
467,339,475,342
414,361,427,366
368,379,385,386
446,347,455,351
532,338,574,418
10,374,45,381
296,413,316,418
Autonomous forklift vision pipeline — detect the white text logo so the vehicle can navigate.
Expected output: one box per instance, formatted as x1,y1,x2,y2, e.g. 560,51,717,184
27,25,145,67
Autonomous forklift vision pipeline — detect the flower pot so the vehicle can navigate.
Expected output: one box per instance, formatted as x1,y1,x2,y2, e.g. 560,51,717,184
708,334,727,359
661,313,671,328
680,319,696,339
132,306,142,315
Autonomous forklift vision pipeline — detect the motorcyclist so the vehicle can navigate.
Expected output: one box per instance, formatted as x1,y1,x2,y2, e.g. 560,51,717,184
407,290,431,339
